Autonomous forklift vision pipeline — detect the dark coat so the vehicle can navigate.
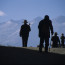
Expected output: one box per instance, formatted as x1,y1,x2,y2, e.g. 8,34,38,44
60,36,65,46
51,36,60,47
20,24,31,37
60,36,65,42
38,19,53,38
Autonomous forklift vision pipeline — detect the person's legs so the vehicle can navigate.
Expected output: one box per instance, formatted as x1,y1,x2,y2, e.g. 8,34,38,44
45,37,49,52
39,37,44,52
62,41,64,47
25,36,28,47
25,37,28,47
22,37,25,47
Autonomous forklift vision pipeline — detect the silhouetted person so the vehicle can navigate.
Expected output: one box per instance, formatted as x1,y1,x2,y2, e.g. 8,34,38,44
51,32,60,48
38,15,53,52
20,20,31,47
60,33,65,47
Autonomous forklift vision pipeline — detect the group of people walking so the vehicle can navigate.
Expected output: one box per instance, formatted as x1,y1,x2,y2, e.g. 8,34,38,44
19,15,65,53
51,32,65,48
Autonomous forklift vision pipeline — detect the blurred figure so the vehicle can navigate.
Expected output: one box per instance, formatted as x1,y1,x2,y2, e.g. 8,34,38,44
51,32,60,48
60,33,65,48
19,20,31,47
38,15,53,52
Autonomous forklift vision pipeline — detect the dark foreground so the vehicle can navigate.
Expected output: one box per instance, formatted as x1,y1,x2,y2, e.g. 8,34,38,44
0,46,65,64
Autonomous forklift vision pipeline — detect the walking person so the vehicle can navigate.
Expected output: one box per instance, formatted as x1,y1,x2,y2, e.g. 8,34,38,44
51,32,60,48
60,33,65,48
19,20,31,47
38,15,54,52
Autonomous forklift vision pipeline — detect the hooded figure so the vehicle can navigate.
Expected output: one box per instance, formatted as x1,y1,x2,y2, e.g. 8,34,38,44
51,32,60,48
20,20,31,47
38,15,53,52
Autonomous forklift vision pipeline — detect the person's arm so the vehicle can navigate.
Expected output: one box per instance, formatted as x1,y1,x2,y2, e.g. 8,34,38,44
28,25,31,32
38,21,42,37
49,20,54,35
58,37,60,47
19,26,22,37
38,20,42,29
19,28,21,37
29,26,31,31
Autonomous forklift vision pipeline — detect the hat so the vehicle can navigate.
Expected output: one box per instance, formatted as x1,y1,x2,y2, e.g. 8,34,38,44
23,20,28,23
62,33,64,35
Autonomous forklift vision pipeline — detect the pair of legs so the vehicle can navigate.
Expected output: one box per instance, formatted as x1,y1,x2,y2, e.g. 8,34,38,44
39,36,49,52
61,41,64,47
52,43,58,48
22,36,28,47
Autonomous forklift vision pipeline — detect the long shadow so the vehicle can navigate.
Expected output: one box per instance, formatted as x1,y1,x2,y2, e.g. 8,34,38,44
0,46,65,64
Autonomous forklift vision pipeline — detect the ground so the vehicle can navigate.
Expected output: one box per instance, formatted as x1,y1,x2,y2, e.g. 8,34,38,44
0,46,65,64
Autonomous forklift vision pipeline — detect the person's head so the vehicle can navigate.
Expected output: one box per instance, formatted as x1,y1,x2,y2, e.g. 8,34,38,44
54,32,58,36
24,20,28,24
61,33,64,36
44,15,49,20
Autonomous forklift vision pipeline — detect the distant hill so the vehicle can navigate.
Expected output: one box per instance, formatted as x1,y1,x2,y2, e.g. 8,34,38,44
0,16,65,47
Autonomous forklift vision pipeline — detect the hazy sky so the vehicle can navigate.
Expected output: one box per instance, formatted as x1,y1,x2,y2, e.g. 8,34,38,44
0,0,65,22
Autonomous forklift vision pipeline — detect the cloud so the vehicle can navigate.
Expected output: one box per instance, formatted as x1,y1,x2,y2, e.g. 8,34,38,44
0,11,6,16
